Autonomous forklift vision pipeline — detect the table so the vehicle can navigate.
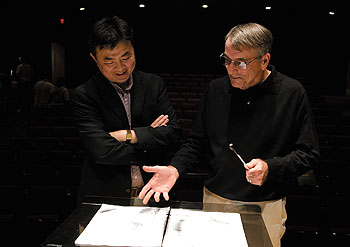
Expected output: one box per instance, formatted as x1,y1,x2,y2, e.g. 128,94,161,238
41,196,272,247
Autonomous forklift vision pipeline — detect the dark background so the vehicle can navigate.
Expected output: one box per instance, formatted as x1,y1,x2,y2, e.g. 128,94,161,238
1,2,350,246
0,0,349,94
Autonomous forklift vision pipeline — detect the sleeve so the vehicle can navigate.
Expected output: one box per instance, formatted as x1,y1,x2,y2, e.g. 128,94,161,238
170,87,211,176
266,90,320,184
133,77,182,151
71,88,137,166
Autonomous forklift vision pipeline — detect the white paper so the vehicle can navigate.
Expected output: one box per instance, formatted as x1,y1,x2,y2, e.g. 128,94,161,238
162,208,248,247
74,204,170,247
74,204,248,247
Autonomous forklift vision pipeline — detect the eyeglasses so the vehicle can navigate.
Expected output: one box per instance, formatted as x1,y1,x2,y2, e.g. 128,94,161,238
219,53,260,70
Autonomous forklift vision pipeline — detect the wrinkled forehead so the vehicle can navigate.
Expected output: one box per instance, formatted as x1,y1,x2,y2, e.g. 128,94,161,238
224,40,257,58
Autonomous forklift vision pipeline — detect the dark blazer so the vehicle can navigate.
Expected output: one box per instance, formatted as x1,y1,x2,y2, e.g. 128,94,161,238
72,70,181,203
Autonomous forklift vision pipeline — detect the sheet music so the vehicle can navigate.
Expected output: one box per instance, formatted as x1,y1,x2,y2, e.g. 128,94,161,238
162,208,248,247
74,204,248,247
74,204,170,247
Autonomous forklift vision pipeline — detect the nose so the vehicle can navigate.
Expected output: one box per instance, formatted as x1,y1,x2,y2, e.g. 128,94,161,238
112,60,125,72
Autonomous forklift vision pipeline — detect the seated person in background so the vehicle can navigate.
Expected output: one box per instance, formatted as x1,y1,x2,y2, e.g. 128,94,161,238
52,76,71,107
16,56,35,114
33,78,56,111
16,56,34,86
139,22,320,247
71,15,181,204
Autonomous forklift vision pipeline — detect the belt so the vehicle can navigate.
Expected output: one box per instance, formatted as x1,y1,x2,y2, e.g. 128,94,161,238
130,186,143,199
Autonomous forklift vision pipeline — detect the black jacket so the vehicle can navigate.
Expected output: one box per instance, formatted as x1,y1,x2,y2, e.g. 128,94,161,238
72,70,181,202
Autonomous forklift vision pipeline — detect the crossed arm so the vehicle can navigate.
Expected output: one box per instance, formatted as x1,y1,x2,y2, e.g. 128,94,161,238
108,114,169,143
107,114,179,204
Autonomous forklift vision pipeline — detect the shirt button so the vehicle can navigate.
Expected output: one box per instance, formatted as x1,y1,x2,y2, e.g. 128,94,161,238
247,101,251,105
126,188,131,193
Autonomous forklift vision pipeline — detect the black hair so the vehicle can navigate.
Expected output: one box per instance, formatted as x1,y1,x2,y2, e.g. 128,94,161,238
88,15,134,56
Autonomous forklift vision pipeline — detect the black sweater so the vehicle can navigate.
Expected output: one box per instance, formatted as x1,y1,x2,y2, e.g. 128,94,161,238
171,65,319,201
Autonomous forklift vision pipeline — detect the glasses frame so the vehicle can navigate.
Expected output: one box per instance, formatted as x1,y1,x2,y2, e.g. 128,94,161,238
219,53,260,70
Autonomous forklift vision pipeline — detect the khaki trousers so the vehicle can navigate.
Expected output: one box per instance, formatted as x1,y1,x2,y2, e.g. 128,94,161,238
203,187,287,247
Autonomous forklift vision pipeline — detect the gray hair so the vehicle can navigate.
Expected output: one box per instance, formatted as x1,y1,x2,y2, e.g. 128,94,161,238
225,23,273,57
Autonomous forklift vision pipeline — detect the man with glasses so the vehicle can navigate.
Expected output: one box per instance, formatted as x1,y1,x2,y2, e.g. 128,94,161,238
71,15,181,204
139,23,319,247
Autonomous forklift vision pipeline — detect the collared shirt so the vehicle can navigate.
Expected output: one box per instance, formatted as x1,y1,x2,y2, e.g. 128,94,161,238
110,76,133,127
109,76,144,188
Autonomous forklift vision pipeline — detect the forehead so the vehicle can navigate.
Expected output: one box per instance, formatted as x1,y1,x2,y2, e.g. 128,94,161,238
224,39,256,59
96,40,134,59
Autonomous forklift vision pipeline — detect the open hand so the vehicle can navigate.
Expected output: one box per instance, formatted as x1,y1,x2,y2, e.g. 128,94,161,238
138,165,179,204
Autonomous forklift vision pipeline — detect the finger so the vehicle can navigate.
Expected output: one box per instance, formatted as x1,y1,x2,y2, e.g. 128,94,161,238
246,168,251,177
143,190,155,204
160,118,169,126
246,174,251,183
157,114,165,121
158,114,168,121
138,184,150,199
163,192,169,201
161,115,169,121
246,159,258,170
246,171,253,184
154,192,161,202
154,115,168,127
151,115,165,127
245,162,254,170
142,165,159,173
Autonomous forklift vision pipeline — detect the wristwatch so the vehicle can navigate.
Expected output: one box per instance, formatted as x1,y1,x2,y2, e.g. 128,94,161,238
126,129,132,144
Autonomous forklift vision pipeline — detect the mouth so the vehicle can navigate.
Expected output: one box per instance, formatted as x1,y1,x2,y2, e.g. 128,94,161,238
116,71,127,76
230,75,242,80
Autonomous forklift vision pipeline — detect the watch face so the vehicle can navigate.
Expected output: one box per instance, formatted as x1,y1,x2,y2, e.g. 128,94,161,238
126,130,132,141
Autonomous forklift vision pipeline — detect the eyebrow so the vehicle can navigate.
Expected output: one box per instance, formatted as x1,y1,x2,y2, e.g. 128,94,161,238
103,51,131,61
224,53,246,61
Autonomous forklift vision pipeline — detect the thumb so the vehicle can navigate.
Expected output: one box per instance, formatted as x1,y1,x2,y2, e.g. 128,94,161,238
142,165,159,173
245,159,257,170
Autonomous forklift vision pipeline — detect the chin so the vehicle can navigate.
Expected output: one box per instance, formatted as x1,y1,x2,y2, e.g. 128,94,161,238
112,77,129,84
230,81,244,90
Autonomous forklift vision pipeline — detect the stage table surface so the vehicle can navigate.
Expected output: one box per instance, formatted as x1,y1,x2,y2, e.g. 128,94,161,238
41,196,272,247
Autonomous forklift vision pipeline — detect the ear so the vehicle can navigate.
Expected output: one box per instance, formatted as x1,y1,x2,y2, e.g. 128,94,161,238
262,53,271,70
90,53,97,63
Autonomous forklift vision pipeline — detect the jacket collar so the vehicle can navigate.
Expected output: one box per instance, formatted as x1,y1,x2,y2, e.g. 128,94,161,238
94,72,130,128
95,70,146,129
130,70,145,124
